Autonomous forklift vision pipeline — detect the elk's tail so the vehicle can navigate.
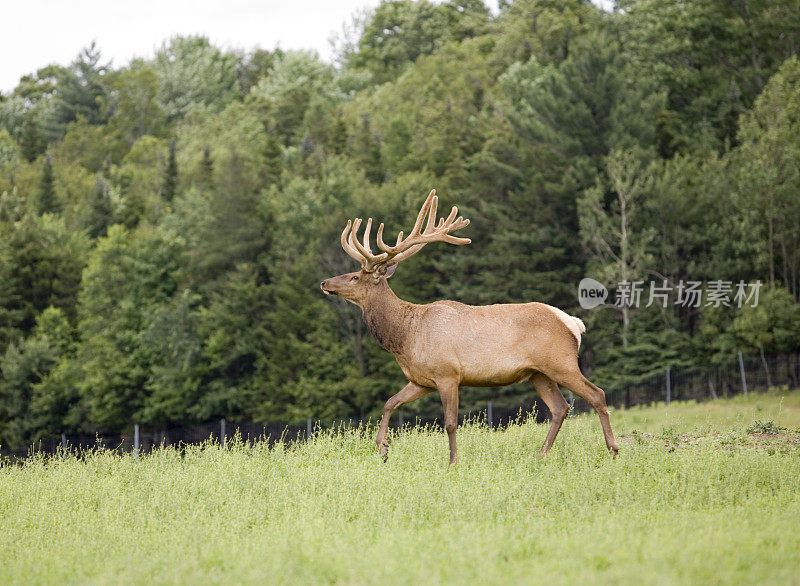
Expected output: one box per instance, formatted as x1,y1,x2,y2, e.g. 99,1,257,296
572,315,587,335
568,315,586,347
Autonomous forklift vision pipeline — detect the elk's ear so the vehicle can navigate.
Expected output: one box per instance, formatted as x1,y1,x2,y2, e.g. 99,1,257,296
384,264,397,278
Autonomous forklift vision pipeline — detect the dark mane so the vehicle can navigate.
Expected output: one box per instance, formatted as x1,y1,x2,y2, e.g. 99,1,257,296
362,302,410,354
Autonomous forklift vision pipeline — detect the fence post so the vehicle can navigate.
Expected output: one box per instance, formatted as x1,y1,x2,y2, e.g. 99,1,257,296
61,433,67,450
306,417,312,440
220,418,226,448
487,401,493,428
133,424,140,457
738,350,748,396
666,367,671,406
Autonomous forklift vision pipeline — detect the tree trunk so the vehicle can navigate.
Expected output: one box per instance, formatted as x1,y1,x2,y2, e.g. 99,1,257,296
621,305,629,348
759,344,772,389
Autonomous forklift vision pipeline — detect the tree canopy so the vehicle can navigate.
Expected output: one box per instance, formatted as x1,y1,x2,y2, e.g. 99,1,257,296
1,0,799,448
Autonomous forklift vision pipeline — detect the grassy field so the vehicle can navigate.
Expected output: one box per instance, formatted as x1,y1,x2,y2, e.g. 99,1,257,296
1,390,799,585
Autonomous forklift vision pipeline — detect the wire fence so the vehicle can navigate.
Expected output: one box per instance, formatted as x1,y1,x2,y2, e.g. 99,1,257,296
601,351,799,411
2,351,798,461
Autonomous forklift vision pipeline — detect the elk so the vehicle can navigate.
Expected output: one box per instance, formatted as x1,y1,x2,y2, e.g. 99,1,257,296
320,190,619,464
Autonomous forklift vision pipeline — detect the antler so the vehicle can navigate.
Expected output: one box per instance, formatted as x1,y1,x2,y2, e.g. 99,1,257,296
340,189,471,273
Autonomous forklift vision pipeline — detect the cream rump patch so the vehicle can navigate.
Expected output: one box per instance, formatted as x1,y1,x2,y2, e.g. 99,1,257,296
543,304,586,346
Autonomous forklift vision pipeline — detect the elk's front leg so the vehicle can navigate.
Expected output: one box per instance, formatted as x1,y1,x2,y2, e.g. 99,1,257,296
438,379,460,464
376,382,432,461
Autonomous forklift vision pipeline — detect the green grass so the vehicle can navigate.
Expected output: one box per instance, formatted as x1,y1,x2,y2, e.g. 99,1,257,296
2,390,800,585
611,386,800,436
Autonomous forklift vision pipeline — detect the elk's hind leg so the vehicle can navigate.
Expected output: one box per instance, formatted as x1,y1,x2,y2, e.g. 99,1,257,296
544,367,619,455
437,379,460,465
376,382,433,461
530,372,569,457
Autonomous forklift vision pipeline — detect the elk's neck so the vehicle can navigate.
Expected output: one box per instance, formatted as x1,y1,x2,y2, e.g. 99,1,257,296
360,281,414,354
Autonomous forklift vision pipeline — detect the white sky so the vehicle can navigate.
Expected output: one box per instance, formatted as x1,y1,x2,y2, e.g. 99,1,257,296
2,1,620,95
0,0,392,93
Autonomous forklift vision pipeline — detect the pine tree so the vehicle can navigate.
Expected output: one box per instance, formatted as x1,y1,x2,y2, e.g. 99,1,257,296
162,140,178,202
20,116,44,163
56,42,109,126
37,155,59,215
259,132,283,187
351,114,382,184
331,110,347,155
87,176,113,238
200,145,214,191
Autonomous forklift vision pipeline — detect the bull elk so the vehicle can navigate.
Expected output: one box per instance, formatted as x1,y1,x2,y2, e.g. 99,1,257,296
321,190,619,463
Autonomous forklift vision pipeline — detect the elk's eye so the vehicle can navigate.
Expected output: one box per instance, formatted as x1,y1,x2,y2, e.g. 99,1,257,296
351,275,359,281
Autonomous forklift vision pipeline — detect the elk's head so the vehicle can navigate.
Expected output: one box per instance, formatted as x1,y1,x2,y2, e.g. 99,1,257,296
321,190,471,305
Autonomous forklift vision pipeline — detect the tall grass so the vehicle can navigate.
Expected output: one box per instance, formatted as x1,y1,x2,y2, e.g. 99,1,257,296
611,386,800,435
2,392,799,585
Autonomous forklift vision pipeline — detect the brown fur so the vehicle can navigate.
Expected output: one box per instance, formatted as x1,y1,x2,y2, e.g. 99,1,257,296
321,269,619,463
322,191,618,464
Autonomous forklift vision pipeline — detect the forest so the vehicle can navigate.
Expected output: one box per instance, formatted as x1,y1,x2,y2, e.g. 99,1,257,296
1,0,799,448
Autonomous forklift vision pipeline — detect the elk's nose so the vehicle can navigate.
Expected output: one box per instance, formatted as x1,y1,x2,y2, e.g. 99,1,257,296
320,280,327,288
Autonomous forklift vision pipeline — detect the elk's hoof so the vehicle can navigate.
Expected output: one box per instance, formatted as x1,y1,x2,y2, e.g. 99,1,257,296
378,440,389,462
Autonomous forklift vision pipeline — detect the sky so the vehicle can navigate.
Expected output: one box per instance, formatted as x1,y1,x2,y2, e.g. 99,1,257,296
1,0,438,93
